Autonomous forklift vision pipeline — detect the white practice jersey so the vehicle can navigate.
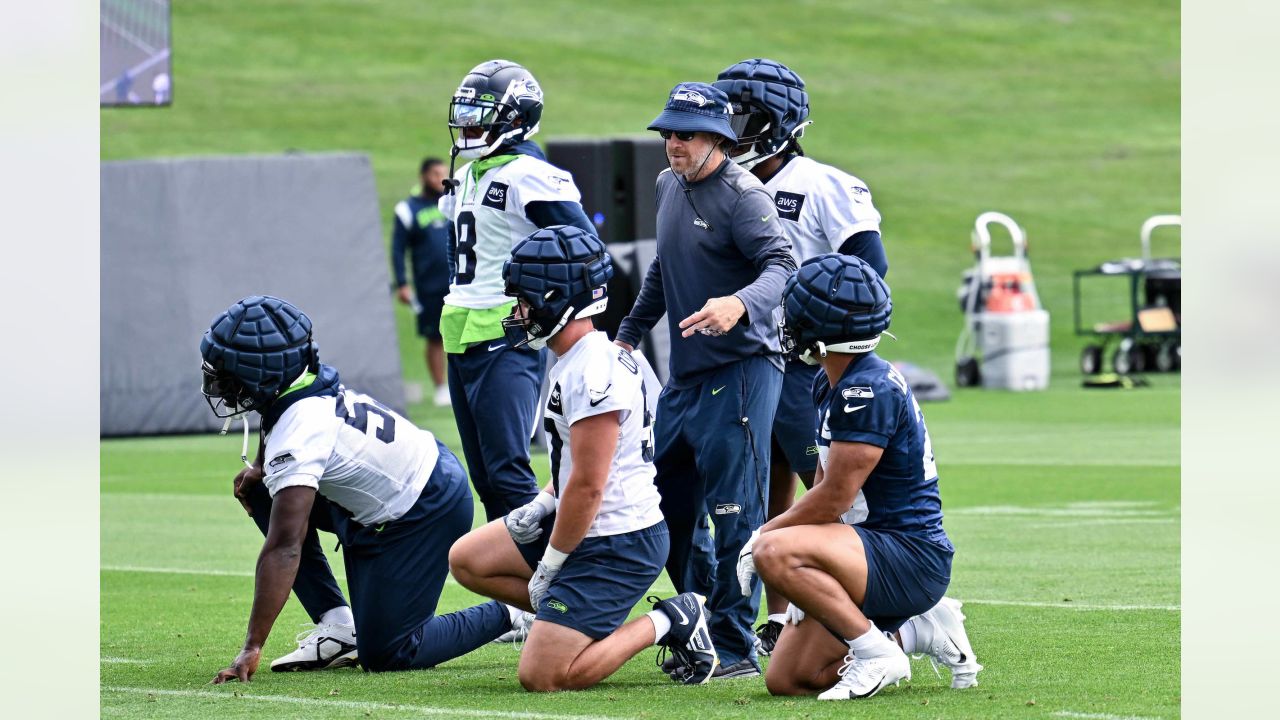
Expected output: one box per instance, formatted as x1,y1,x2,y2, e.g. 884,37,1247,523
439,155,583,309
764,156,882,265
543,331,665,537
262,388,439,527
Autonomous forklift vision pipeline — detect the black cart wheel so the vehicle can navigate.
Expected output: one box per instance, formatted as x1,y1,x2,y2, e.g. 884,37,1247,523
1155,340,1180,372
1080,344,1103,375
1113,338,1145,375
956,357,981,387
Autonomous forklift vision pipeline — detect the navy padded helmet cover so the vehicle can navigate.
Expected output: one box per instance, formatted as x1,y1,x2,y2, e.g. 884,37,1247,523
503,226,613,311
784,254,892,345
201,295,314,397
714,58,810,137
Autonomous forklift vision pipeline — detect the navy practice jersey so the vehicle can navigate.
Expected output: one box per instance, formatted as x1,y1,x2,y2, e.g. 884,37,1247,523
813,353,949,544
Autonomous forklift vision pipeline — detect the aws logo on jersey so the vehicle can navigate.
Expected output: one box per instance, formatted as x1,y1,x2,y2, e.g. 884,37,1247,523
548,382,563,415
775,191,805,222
483,182,509,210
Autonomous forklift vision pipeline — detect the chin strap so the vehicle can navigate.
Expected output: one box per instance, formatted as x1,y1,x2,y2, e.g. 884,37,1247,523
217,409,255,469
799,331,896,366
239,418,253,468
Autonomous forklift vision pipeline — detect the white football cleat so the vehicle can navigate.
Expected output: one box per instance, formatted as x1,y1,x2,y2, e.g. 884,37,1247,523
817,647,911,700
433,385,452,407
914,597,983,688
493,610,535,644
270,622,358,672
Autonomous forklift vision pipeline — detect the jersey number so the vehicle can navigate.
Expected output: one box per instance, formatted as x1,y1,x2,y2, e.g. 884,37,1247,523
544,417,564,496
335,392,396,444
889,366,938,481
617,349,655,462
454,211,478,285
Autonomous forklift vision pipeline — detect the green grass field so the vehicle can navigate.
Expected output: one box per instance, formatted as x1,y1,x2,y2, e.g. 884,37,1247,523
101,0,1179,717
101,0,1179,385
102,381,1179,719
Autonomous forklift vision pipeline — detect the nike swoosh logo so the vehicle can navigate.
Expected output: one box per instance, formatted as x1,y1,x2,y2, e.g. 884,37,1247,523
852,675,888,699
711,386,725,396
488,343,505,352
374,524,386,533
588,383,612,407
844,404,866,413
760,215,771,222
671,604,690,626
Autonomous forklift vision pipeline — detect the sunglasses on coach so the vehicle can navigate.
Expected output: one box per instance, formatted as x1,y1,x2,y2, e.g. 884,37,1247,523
658,129,698,141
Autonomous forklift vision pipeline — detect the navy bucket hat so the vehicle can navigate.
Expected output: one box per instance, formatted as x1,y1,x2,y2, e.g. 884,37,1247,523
647,82,737,142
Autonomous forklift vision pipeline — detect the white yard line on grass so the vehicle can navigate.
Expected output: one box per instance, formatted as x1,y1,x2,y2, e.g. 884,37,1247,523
103,564,1177,612
99,564,471,586
948,505,1174,518
1029,518,1178,528
966,599,1179,611
102,564,256,578
101,657,151,665
102,686,626,720
1054,707,1167,712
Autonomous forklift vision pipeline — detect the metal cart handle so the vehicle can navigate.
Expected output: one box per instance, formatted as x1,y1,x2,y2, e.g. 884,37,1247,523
1140,214,1181,263
972,211,1027,264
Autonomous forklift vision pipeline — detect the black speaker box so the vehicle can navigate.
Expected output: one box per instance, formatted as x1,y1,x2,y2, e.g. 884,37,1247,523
545,138,630,243
546,136,668,244
617,137,667,240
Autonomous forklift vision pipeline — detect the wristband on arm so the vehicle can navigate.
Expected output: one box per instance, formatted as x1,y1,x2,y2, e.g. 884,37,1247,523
540,544,569,571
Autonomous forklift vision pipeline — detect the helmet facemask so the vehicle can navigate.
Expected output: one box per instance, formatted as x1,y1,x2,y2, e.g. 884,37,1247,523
727,101,810,170
201,361,270,418
502,285,607,351
448,82,541,161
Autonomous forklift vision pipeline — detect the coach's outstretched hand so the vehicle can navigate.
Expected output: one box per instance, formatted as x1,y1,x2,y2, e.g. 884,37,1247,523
506,492,556,544
736,529,760,596
211,646,261,684
679,295,747,338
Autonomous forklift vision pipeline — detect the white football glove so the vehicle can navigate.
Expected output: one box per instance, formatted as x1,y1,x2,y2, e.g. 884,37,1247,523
528,547,567,612
784,602,806,626
505,492,555,544
736,529,760,597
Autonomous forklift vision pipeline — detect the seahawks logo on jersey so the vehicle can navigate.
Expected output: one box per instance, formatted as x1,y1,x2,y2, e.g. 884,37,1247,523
842,386,874,400
548,382,563,414
268,452,295,469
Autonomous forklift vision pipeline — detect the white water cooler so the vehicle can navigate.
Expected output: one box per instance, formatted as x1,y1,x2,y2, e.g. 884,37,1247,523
977,309,1050,390
955,212,1051,391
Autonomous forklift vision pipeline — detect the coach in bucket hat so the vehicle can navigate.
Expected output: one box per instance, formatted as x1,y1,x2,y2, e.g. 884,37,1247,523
648,82,738,143
621,78,796,681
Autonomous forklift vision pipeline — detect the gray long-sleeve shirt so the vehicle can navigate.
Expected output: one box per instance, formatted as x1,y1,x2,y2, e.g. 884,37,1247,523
616,159,796,389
